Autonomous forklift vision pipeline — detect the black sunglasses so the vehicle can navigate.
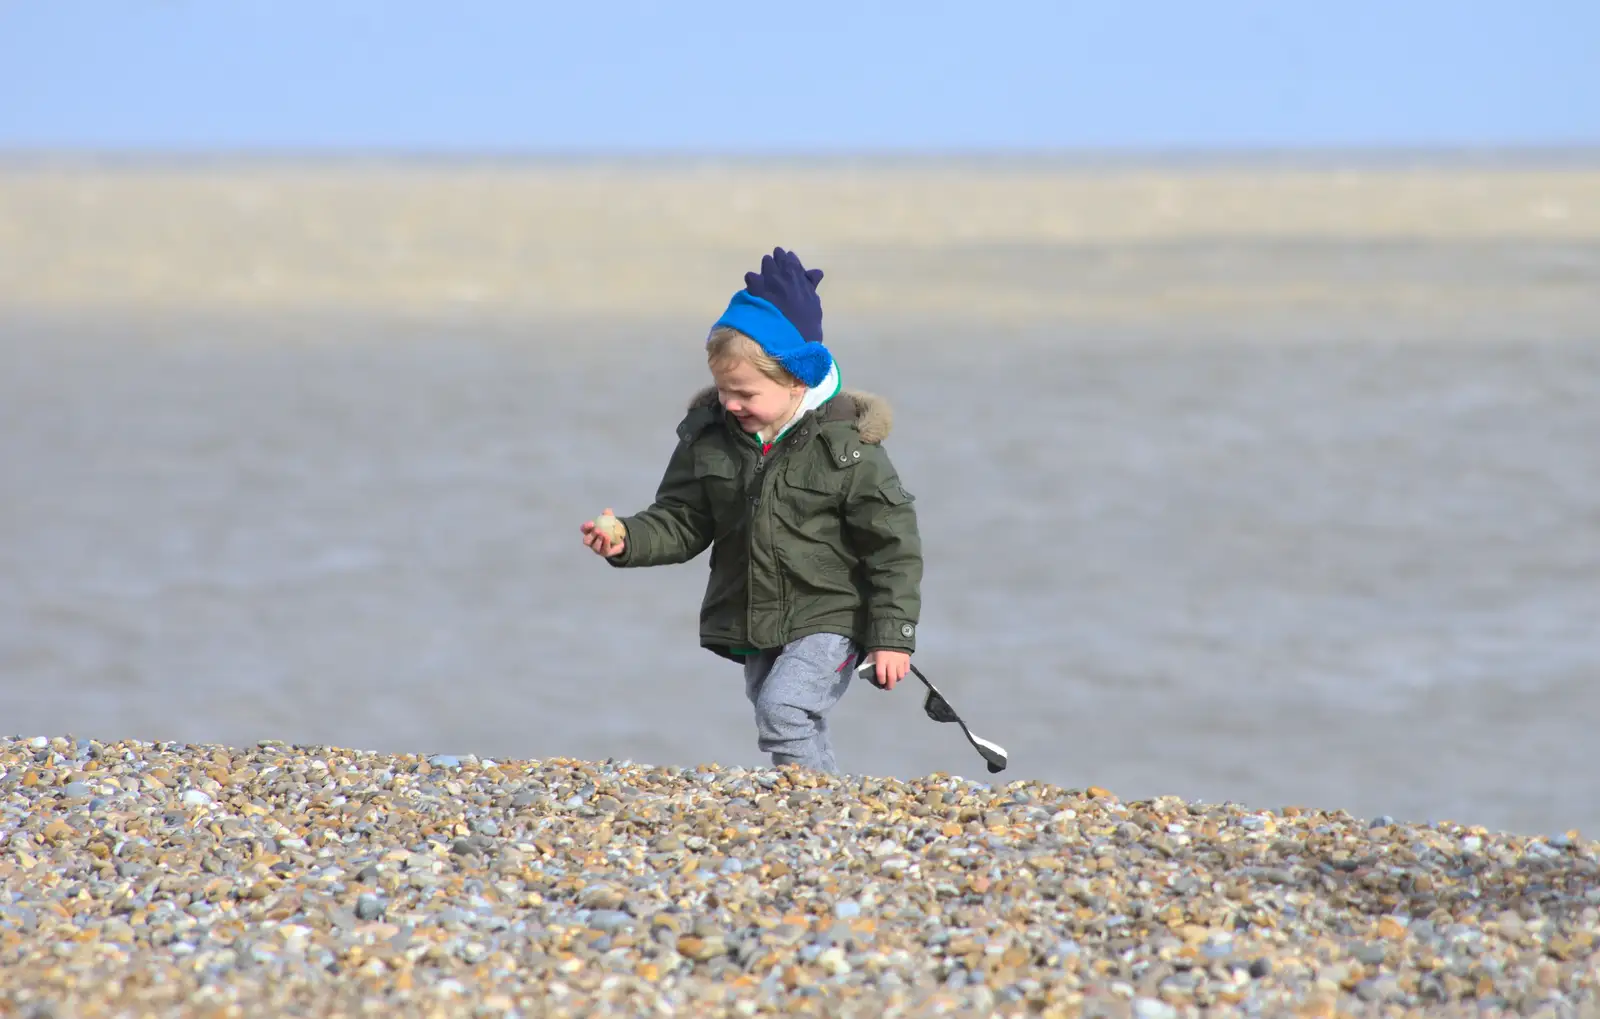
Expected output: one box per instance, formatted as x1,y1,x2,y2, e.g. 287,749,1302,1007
860,660,1008,773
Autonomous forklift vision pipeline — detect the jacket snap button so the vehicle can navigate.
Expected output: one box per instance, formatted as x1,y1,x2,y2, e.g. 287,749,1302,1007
852,451,861,459
900,623,914,637
839,456,847,463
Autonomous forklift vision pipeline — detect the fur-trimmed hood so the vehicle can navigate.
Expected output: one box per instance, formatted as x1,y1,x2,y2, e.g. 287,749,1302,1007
687,386,894,444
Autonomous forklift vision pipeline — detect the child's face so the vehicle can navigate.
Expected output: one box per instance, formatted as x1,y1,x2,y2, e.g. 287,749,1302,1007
711,357,806,435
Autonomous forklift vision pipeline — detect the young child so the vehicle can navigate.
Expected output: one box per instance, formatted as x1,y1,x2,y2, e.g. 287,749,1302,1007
580,247,923,775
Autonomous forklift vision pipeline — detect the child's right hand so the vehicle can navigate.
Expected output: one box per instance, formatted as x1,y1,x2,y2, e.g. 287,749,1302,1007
580,509,627,558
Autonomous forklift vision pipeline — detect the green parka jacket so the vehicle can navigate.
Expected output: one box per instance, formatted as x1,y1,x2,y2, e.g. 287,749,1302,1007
610,386,922,662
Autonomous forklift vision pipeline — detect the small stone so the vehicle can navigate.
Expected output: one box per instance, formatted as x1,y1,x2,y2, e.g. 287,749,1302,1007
587,910,632,933
181,790,213,808
768,924,806,946
587,511,625,547
1133,999,1177,1019
428,755,461,768
834,900,861,920
691,917,722,938
61,782,94,799
1495,910,1524,938
1536,959,1561,990
355,894,386,921
581,884,625,911
816,946,851,976
1356,976,1403,1003
677,934,727,961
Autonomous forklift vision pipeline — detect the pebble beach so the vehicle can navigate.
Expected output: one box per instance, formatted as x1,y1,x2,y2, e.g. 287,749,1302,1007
4,737,1598,1018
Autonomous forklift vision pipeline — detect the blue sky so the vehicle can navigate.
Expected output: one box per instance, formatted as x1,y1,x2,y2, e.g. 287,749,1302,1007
2,1,1596,151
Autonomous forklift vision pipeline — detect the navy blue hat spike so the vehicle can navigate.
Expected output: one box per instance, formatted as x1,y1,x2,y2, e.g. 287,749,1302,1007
712,247,833,387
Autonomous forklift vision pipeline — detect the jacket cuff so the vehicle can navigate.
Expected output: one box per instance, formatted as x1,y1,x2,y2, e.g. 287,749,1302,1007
867,618,917,653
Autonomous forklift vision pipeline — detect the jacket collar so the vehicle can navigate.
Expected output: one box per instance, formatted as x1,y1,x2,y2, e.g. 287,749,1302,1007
684,385,894,444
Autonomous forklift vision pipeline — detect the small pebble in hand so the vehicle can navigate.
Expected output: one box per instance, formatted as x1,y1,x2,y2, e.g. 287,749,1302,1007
593,512,625,543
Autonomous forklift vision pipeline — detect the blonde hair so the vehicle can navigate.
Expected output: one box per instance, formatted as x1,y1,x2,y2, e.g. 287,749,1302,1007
706,326,798,385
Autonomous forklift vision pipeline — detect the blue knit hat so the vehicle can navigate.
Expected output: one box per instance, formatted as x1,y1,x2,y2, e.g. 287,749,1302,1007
711,247,832,387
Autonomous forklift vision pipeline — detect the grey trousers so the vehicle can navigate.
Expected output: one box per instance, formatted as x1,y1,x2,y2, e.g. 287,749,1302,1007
743,632,862,774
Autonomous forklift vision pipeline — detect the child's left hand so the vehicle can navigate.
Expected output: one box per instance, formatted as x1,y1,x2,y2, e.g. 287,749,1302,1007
865,649,911,690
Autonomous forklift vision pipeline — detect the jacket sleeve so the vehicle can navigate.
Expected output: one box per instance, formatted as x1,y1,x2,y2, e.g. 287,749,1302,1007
842,445,923,653
609,438,714,568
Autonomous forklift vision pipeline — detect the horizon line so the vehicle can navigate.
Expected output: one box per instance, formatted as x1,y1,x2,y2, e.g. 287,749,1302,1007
3,143,1599,172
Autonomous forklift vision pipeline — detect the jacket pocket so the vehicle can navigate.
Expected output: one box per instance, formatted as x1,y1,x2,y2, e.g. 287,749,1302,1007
777,467,843,529
880,481,915,506
775,467,855,603
693,448,739,480
693,448,744,535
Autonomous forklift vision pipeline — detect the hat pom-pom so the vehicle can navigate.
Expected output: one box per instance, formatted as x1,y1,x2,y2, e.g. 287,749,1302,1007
780,342,833,388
